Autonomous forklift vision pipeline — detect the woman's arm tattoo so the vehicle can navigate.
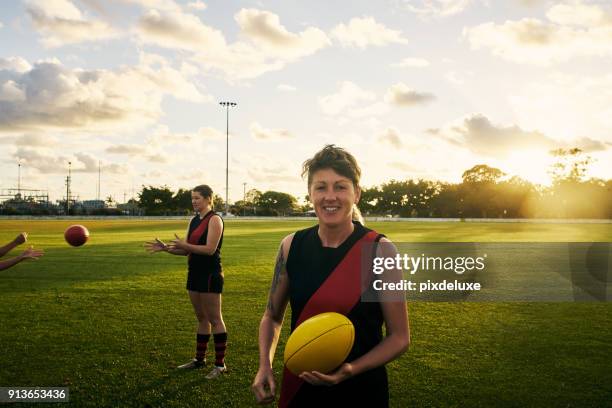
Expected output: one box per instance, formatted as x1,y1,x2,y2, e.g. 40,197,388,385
267,245,285,312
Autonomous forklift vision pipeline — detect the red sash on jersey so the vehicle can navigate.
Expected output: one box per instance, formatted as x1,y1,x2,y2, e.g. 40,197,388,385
187,212,214,260
279,230,379,408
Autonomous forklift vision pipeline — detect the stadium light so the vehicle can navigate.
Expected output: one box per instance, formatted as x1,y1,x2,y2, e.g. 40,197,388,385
219,101,237,216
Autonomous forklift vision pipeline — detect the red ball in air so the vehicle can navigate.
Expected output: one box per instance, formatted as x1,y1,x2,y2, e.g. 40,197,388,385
64,225,89,247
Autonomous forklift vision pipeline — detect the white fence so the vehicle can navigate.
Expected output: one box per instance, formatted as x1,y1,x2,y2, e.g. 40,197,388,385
0,216,610,223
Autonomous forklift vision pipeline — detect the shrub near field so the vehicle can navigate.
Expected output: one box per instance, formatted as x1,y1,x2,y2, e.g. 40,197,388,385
0,219,611,407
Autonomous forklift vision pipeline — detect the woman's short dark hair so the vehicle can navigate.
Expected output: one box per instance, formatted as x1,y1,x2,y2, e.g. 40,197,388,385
192,184,213,199
302,144,361,189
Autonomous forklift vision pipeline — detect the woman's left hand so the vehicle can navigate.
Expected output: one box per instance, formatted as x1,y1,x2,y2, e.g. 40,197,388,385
169,233,187,250
299,363,353,386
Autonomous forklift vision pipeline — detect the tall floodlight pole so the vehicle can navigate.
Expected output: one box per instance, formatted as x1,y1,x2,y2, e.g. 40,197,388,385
17,162,21,199
219,101,237,215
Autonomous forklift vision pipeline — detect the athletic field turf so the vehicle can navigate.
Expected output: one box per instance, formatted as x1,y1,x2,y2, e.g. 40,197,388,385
1,219,611,407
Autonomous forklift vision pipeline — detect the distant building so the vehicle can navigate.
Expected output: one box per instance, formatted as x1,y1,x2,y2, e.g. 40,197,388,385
82,200,105,210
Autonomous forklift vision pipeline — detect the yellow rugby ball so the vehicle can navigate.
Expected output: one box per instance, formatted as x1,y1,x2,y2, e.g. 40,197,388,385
284,312,354,375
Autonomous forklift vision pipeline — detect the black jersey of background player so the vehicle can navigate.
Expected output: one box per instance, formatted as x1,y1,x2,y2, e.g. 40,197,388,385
187,211,223,274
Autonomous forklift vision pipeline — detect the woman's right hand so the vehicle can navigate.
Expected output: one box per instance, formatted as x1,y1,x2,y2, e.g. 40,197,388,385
144,238,168,253
252,366,276,405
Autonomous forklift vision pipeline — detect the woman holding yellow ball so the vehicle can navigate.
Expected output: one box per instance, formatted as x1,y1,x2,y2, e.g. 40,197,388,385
252,145,410,407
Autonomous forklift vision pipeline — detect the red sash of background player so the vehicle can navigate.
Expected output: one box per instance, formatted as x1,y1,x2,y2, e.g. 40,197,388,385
187,211,214,261
279,230,380,407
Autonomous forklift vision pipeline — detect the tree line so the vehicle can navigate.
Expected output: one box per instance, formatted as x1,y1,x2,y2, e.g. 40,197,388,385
136,149,610,219
137,187,303,217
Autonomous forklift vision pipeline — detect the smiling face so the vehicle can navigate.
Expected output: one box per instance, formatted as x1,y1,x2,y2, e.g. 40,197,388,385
191,191,210,213
309,168,360,228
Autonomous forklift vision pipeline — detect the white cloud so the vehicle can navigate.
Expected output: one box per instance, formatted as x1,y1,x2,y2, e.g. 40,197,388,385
14,147,126,174
197,126,225,139
187,1,207,11
250,122,293,140
0,57,210,133
319,81,376,116
0,81,26,102
444,70,465,85
546,2,612,26
28,0,83,21
136,9,226,52
384,82,435,106
195,42,287,80
180,62,199,76
571,137,610,153
277,84,297,92
106,144,147,155
16,134,57,146
136,8,330,80
318,82,393,120
73,152,126,173
197,8,331,79
516,0,547,7
431,114,558,157
104,143,173,164
404,0,475,18
0,133,59,146
145,153,169,163
390,57,430,68
464,2,612,65
377,127,403,148
14,147,72,174
26,0,119,47
236,8,330,57
122,0,181,11
0,21,4,29
331,17,408,48
0,57,33,73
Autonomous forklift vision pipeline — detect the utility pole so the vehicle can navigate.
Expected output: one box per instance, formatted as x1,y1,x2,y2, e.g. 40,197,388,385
219,101,237,216
66,161,72,215
97,161,101,201
243,182,246,216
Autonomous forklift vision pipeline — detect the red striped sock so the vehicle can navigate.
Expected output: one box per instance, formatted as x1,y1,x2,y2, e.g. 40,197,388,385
196,333,210,362
213,332,227,367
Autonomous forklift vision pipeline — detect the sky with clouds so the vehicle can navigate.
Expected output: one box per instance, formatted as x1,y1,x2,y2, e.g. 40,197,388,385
0,0,611,203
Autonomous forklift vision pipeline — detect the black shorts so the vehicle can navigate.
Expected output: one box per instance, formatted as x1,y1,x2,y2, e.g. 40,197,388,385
186,270,224,293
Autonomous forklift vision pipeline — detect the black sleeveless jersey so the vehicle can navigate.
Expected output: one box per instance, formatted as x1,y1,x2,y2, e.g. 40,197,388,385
285,221,389,407
187,211,223,274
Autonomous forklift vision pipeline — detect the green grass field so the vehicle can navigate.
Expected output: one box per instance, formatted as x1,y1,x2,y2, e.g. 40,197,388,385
1,219,611,407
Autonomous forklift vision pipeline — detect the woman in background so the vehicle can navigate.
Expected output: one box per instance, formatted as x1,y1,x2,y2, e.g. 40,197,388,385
146,184,228,379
